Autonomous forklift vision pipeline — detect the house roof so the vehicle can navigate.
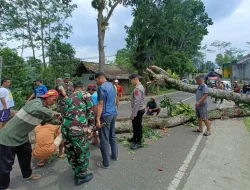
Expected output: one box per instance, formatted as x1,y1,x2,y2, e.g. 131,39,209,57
75,61,132,79
214,69,222,75
237,54,250,64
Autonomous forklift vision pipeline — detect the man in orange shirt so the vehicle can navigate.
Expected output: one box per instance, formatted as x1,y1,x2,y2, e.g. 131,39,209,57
114,79,123,108
32,124,63,167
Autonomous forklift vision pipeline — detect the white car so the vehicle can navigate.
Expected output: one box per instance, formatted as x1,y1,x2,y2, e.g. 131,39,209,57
221,80,232,91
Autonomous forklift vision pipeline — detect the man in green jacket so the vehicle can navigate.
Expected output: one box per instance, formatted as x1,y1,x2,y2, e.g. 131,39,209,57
0,89,61,190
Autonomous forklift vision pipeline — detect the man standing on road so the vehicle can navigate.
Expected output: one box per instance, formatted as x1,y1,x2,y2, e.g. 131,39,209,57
61,81,94,186
233,81,241,107
146,97,161,116
194,76,211,136
0,90,61,190
57,73,74,115
26,78,48,103
95,72,118,169
114,79,123,108
128,74,145,150
0,78,14,130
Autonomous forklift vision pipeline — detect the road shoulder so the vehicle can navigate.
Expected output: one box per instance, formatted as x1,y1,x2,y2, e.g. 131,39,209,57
182,118,250,190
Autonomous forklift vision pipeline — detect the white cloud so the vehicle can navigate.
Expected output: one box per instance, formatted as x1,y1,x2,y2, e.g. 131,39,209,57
202,0,250,61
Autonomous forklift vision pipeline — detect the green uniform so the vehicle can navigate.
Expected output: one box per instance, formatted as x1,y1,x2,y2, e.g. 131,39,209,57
61,89,94,178
57,81,74,115
0,98,54,146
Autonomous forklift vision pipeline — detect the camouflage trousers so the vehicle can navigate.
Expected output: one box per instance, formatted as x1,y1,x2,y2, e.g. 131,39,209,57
62,126,90,178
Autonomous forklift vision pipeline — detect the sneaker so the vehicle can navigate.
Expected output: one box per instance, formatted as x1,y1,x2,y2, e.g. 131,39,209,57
111,155,118,161
75,173,93,186
130,143,142,150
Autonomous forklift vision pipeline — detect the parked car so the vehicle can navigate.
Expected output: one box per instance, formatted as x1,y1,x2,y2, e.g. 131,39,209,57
221,80,232,91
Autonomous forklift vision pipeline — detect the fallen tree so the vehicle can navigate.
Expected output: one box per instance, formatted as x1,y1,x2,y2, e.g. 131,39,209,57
146,65,250,104
115,107,250,133
114,65,250,133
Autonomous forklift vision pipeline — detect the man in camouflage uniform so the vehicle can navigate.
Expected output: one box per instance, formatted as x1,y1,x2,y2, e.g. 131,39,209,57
57,73,74,115
61,81,95,186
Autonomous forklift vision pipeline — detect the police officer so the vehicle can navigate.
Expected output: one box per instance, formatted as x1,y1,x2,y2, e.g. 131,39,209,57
61,81,94,186
128,74,145,150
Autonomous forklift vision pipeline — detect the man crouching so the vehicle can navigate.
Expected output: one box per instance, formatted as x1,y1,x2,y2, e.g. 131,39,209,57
61,81,94,186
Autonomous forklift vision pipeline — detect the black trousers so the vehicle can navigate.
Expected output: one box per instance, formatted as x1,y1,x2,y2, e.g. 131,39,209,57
0,141,32,190
132,109,145,143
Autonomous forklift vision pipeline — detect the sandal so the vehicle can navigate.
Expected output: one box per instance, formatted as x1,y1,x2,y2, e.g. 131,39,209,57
203,131,211,136
193,129,203,133
96,161,109,169
37,160,45,167
23,173,41,180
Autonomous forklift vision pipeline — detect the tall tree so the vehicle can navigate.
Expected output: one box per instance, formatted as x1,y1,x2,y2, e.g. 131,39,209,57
0,0,77,67
91,0,122,72
125,0,212,75
91,0,136,71
206,61,215,71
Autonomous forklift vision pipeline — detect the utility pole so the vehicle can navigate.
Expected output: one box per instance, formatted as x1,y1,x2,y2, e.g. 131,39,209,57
0,56,2,82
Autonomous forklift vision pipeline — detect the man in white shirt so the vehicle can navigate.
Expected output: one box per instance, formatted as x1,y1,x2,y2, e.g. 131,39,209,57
0,78,14,130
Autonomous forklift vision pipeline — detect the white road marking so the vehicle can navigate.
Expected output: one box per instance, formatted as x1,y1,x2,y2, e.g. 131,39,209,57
167,133,203,190
182,95,195,102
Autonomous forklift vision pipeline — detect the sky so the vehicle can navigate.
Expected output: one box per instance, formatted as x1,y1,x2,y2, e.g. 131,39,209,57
7,0,250,62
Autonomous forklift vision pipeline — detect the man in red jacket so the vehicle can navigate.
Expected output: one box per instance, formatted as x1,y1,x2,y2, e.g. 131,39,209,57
114,79,123,108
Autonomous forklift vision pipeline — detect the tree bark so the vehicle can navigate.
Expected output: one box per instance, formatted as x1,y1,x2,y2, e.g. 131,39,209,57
146,65,250,104
97,0,121,72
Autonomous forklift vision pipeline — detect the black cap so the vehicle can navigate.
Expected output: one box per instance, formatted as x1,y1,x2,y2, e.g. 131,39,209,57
129,73,142,79
95,72,106,78
34,78,42,82
73,81,84,88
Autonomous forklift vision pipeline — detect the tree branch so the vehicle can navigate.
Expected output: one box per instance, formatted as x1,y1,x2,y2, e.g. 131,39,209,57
104,0,121,26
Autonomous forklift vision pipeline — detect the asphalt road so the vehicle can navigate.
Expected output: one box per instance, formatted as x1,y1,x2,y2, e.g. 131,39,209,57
9,92,218,190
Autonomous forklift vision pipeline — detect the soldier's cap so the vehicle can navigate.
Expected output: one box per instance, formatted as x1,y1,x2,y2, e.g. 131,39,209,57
40,90,59,98
64,73,71,79
33,78,42,82
73,81,84,88
95,72,106,78
129,73,142,79
151,97,156,100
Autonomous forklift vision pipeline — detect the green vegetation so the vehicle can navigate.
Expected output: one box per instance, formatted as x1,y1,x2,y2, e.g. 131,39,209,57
243,117,250,134
117,125,162,150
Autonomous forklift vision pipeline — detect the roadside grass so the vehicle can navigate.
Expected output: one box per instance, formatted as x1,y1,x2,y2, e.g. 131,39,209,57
243,117,250,133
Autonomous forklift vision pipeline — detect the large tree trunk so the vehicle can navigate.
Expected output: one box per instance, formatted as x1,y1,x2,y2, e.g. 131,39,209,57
115,107,249,133
97,11,105,72
146,65,250,104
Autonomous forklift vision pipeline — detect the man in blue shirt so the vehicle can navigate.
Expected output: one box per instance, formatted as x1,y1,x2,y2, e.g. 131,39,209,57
26,79,48,103
95,72,118,168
